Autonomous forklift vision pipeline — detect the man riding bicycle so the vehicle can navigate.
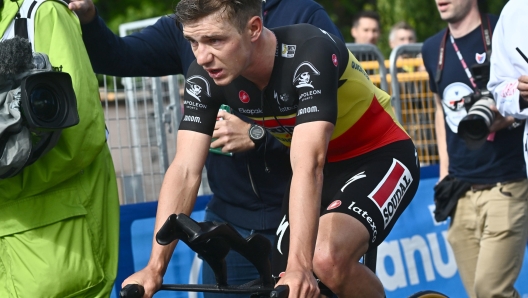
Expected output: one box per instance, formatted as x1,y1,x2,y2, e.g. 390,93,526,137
123,0,420,297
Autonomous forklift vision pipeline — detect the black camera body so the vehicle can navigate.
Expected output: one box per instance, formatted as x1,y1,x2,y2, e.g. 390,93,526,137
18,52,79,130
457,62,495,150
0,45,80,179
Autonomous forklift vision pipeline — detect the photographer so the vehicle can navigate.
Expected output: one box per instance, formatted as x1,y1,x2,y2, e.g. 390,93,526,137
421,0,528,297
488,0,528,176
0,0,119,297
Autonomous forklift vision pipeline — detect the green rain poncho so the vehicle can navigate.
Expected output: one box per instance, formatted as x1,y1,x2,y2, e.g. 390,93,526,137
0,0,119,297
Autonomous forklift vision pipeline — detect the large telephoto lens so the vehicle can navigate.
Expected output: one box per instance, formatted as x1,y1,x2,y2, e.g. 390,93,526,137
458,97,495,149
29,85,60,123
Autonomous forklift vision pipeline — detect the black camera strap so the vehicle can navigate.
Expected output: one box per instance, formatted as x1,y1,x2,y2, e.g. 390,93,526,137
435,13,492,91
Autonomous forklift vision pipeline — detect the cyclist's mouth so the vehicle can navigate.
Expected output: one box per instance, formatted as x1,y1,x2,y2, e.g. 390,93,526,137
207,68,223,78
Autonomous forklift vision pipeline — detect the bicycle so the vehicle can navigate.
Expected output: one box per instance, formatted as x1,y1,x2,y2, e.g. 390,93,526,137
120,213,449,298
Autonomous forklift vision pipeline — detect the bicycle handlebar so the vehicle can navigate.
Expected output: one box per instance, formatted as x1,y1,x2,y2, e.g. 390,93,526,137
119,215,292,298
270,285,289,297
120,284,144,298
119,284,290,298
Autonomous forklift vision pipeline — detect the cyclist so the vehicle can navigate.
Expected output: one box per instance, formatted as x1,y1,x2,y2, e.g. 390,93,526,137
123,0,420,297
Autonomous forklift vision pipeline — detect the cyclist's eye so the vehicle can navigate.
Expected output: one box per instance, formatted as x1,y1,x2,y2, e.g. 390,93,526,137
209,37,225,46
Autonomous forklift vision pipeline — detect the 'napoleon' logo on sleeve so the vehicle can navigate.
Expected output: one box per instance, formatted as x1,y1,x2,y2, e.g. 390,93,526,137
185,75,211,101
293,61,320,89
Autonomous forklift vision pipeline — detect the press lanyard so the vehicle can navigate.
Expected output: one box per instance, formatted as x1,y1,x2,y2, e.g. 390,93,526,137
435,13,492,90
449,35,477,89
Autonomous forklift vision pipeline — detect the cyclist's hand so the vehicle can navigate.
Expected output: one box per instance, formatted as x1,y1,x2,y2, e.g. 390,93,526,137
275,269,320,298
121,267,163,298
211,110,253,153
68,0,97,24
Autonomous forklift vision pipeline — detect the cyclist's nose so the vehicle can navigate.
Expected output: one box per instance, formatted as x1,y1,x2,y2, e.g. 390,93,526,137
195,44,213,66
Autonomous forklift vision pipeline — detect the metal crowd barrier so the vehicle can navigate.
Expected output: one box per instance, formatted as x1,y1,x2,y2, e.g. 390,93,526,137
346,43,390,92
100,18,211,205
388,43,438,165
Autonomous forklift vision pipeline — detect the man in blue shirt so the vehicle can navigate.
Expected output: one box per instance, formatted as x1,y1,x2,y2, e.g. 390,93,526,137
68,0,342,296
422,0,528,297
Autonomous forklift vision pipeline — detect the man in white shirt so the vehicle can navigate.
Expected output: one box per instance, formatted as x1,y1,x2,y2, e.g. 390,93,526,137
488,0,528,176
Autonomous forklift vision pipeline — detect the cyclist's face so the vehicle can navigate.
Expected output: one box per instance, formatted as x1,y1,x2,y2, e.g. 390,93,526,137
183,11,252,86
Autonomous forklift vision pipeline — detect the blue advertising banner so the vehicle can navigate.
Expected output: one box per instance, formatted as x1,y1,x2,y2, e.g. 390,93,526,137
381,177,528,297
113,167,528,298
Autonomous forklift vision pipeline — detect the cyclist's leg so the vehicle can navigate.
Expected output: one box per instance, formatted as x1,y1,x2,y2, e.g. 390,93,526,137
201,208,275,298
313,213,383,298
313,140,419,298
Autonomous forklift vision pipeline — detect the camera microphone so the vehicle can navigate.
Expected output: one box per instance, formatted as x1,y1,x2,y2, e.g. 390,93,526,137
0,36,33,79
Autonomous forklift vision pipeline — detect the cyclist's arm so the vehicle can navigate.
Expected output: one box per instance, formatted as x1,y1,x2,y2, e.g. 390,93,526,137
434,93,449,180
150,130,210,269
121,130,210,297
122,61,221,296
279,121,333,297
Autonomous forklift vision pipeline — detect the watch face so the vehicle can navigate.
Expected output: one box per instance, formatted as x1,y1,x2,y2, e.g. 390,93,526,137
250,125,265,140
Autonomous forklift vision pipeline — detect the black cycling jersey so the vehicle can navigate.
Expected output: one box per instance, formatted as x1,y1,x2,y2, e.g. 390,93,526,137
180,23,409,162
180,23,420,275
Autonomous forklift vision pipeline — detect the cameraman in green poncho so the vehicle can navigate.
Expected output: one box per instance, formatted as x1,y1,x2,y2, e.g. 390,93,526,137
0,0,119,296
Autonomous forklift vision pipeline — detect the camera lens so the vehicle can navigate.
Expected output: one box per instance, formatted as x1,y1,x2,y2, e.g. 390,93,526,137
29,86,60,123
458,116,489,140
458,97,495,150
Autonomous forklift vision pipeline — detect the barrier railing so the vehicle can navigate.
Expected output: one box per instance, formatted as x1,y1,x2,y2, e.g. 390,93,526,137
389,43,438,165
346,43,390,92
100,18,211,205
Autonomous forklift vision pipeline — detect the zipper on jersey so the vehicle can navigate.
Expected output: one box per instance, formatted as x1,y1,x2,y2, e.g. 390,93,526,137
260,90,270,174
246,159,260,199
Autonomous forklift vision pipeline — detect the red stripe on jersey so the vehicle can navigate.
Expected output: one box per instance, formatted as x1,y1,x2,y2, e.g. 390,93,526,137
253,116,296,128
327,96,409,162
371,162,405,207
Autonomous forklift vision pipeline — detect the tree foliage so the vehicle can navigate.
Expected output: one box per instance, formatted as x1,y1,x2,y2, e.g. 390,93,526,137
95,0,509,57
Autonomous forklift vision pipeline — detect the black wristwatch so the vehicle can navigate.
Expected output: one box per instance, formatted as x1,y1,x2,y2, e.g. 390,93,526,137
248,123,266,146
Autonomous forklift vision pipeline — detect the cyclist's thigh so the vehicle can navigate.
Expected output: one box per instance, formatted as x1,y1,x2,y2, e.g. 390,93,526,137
272,140,419,275
320,139,420,248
